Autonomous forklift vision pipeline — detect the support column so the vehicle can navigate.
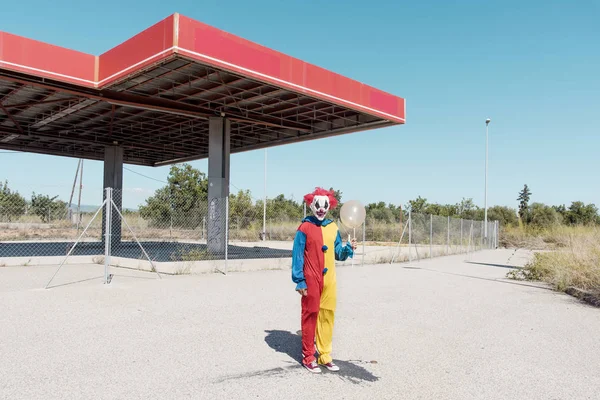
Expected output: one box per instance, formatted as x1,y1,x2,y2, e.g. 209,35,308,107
102,146,123,245
207,117,230,254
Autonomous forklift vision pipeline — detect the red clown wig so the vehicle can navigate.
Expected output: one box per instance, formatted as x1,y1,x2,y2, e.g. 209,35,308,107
303,187,338,209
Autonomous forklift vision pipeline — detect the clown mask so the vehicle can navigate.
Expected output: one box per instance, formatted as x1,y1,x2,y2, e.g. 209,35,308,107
310,195,331,221
304,188,338,222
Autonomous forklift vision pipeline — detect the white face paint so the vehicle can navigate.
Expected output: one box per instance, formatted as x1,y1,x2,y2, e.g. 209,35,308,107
310,195,331,221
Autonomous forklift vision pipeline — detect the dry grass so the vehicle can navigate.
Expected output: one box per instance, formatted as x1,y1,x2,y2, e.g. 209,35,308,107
506,225,600,294
500,224,586,250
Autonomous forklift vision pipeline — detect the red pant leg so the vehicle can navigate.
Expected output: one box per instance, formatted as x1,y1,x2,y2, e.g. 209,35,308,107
301,276,322,365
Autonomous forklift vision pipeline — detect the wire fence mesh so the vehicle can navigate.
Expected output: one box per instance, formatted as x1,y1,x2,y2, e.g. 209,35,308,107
0,187,499,275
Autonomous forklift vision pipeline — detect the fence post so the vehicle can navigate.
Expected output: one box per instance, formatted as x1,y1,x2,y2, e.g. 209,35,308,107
225,197,229,275
169,188,173,239
447,216,450,255
103,188,112,285
429,214,433,259
495,220,499,249
362,221,366,267
460,219,463,253
408,210,412,263
481,220,484,250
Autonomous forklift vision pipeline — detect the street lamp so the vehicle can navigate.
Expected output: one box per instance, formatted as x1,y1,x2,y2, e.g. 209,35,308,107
484,118,491,244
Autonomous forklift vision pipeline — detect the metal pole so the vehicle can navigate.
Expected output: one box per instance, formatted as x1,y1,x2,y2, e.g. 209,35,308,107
468,221,474,259
479,221,485,250
66,159,80,219
303,202,306,218
447,216,450,255
362,221,365,267
429,214,433,259
104,188,112,285
351,228,355,267
460,218,463,253
391,219,409,264
45,198,107,289
110,198,161,278
76,159,84,232
496,221,499,248
225,196,229,275
263,149,267,241
169,187,173,239
408,210,412,263
484,118,490,243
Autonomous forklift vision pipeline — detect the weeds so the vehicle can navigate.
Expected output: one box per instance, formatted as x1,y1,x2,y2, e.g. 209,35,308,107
500,224,594,250
506,226,600,293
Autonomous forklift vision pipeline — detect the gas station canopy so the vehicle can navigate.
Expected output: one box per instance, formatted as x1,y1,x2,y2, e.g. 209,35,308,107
0,14,405,166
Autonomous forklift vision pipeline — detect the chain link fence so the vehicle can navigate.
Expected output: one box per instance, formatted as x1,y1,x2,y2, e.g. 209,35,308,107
1,188,499,280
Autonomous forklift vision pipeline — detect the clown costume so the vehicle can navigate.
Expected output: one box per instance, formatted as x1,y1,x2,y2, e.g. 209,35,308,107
292,188,356,373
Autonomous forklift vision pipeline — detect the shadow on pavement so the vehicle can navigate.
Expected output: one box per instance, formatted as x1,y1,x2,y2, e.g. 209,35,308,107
467,261,523,269
263,329,379,384
0,241,291,261
215,330,380,384
411,266,553,290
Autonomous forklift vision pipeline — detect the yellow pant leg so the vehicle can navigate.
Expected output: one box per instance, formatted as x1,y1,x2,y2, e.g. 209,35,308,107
316,308,335,364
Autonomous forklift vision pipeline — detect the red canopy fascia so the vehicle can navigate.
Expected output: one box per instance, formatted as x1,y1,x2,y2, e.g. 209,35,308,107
0,14,405,124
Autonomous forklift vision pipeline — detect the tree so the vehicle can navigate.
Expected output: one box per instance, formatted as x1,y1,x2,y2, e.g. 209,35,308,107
328,187,343,220
528,202,561,228
552,204,567,220
456,198,479,220
366,202,396,223
425,203,459,217
388,203,405,222
517,184,532,223
228,189,254,228
0,181,27,222
407,196,428,214
30,193,67,223
139,164,208,228
265,194,303,221
565,201,599,226
487,206,518,227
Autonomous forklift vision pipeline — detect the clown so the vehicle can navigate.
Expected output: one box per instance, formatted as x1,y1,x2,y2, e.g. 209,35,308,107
292,187,356,373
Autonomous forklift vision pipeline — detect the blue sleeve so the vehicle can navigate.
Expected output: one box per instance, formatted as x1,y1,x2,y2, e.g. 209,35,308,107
292,230,307,290
334,230,354,261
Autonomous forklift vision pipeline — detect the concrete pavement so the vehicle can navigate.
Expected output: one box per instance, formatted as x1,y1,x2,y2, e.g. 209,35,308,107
0,249,598,399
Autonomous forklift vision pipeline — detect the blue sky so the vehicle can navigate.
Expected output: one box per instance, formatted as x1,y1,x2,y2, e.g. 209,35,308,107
1,0,599,210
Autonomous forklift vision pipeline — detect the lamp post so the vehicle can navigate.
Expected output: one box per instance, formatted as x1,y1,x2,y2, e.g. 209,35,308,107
263,149,267,241
484,118,491,243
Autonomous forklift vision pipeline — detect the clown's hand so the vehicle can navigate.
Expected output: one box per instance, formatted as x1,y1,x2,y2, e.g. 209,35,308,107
296,288,308,296
348,234,358,251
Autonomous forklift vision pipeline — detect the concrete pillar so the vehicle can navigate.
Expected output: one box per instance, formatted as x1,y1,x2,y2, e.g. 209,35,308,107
207,117,230,254
102,146,123,245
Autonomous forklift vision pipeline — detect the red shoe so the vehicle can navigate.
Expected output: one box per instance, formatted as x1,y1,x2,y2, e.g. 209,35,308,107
303,361,322,374
319,362,340,372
